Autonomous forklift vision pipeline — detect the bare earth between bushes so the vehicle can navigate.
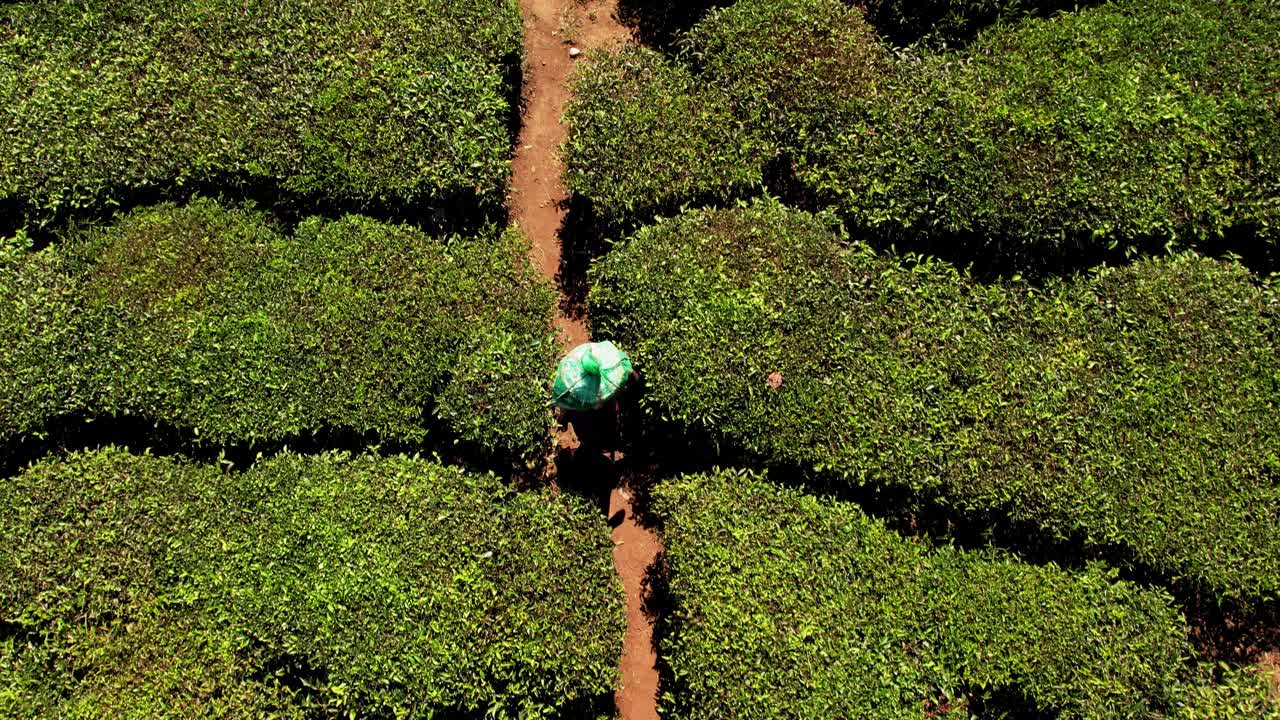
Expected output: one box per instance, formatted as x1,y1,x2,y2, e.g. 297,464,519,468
509,2,663,719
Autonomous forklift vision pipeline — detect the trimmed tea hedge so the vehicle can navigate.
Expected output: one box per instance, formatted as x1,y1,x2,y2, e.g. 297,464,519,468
564,0,883,224
615,0,731,47
683,0,889,146
0,199,559,461
566,0,1280,258
0,0,522,227
563,44,770,225
862,0,1100,46
654,469,1190,719
591,202,1280,600
0,448,624,718
618,0,1098,49
1172,665,1280,720
810,0,1280,257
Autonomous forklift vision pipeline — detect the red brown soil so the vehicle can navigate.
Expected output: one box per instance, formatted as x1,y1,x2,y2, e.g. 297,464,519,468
512,0,629,350
606,479,663,720
510,3,662,719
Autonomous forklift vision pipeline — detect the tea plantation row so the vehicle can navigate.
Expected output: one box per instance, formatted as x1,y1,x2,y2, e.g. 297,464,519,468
566,0,1279,264
0,199,558,463
655,469,1278,719
861,0,1105,46
0,448,624,718
13,449,1269,719
591,201,1280,602
617,0,1095,50
0,0,523,230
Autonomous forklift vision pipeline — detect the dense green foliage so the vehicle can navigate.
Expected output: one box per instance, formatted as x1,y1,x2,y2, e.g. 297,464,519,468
568,0,870,223
1172,666,1280,719
615,0,729,47
614,0,1083,50
4,0,1277,713
682,0,888,147
654,468,1190,719
862,0,1098,46
0,199,558,460
0,0,523,227
811,0,1280,258
566,0,1280,259
0,448,624,718
591,202,1280,600
564,45,769,224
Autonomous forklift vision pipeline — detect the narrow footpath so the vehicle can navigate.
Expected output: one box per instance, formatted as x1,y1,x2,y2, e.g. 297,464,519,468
508,2,663,719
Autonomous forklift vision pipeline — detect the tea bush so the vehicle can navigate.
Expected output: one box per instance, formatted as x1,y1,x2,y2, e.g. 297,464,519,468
614,0,731,47
0,449,296,718
1172,665,1280,720
0,199,559,461
0,0,523,228
0,448,624,719
862,0,1100,46
566,0,1280,259
614,0,1081,50
810,0,1280,259
591,201,1280,600
654,468,1190,719
683,0,889,145
563,44,770,225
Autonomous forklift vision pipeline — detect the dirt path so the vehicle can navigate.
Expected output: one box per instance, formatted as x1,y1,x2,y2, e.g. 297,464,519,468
509,3,662,719
512,0,625,349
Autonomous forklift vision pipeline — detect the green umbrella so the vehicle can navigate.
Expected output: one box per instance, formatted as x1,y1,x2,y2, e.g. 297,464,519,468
552,341,633,411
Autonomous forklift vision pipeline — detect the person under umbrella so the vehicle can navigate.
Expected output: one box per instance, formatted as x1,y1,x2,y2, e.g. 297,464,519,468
552,341,636,452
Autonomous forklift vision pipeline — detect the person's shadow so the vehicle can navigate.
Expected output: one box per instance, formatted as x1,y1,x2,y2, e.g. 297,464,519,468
554,444,622,525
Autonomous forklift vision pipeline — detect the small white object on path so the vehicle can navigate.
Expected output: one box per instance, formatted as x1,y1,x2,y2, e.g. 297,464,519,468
569,47,582,57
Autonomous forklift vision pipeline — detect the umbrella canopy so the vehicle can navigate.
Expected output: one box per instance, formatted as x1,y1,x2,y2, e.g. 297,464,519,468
552,341,633,411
